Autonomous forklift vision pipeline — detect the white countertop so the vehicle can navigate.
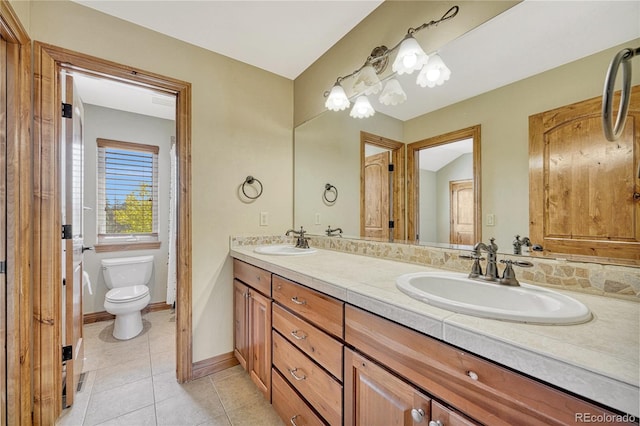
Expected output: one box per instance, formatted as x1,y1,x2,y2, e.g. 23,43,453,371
230,245,640,416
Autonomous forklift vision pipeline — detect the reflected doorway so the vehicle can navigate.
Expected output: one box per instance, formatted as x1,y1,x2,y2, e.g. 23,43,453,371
407,125,481,245
360,132,405,241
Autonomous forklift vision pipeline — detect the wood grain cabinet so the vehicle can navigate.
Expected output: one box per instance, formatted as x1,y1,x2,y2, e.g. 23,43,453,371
233,259,272,400
271,275,344,425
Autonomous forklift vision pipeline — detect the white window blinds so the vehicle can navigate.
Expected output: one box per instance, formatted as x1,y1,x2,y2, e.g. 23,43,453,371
97,139,159,240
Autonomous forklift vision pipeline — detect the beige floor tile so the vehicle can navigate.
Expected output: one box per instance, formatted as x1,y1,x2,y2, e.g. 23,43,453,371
56,370,96,426
154,384,227,426
83,377,155,426
149,332,174,353
93,356,152,394
209,365,244,383
95,404,156,426
225,397,284,426
151,349,175,376
152,371,216,404
212,371,265,412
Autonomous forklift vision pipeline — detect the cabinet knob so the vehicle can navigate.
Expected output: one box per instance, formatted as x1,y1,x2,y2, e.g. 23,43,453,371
290,329,307,340
467,370,479,381
411,408,425,422
429,421,443,426
291,296,307,305
288,368,307,381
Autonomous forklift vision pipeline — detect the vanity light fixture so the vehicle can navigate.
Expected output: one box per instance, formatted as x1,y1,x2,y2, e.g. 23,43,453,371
323,5,459,118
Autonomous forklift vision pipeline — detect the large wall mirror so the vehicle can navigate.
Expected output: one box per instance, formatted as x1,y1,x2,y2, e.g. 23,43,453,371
293,2,640,264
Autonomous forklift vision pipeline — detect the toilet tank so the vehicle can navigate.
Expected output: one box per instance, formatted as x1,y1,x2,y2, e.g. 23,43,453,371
101,255,154,289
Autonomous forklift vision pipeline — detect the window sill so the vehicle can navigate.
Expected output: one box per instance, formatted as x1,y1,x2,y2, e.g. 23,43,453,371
94,241,162,253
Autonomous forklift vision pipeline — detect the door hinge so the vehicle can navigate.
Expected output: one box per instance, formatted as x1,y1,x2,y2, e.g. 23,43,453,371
62,278,66,287
61,103,73,119
389,221,395,229
62,224,72,240
0,261,5,274
388,164,394,172
62,345,73,363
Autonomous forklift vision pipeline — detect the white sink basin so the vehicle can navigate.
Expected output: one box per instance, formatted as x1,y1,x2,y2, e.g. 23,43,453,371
396,271,592,325
254,245,317,256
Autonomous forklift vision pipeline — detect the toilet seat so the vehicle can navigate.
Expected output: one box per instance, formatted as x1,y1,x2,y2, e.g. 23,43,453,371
106,285,149,304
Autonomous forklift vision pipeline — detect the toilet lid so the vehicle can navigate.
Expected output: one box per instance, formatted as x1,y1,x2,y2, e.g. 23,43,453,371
106,285,149,303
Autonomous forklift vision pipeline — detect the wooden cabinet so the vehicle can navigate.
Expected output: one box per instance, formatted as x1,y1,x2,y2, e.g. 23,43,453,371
431,401,478,426
272,368,325,426
345,348,432,426
233,260,272,401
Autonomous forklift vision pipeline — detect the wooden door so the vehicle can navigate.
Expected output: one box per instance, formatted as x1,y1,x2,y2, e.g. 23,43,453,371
529,86,640,261
450,180,474,245
248,289,271,400
363,151,390,239
432,401,479,426
233,279,249,370
0,36,7,424
344,348,431,426
61,74,85,407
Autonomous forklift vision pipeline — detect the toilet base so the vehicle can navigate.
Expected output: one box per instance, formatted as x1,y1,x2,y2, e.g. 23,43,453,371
113,311,144,340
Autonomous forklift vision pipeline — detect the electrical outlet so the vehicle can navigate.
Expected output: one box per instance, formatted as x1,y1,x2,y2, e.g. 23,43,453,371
315,213,321,225
486,213,495,226
260,211,269,226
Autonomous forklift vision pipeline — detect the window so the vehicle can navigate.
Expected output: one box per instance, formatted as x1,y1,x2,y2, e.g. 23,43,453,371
97,138,160,249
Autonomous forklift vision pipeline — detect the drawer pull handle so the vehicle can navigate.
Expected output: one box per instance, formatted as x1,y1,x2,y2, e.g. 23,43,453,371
429,421,443,426
467,370,479,381
290,330,307,340
411,408,425,422
289,368,307,381
290,415,300,426
291,296,307,305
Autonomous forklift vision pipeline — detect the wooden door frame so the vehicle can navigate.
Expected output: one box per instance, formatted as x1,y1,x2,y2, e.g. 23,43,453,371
407,125,481,244
33,42,192,423
360,132,405,240
0,1,31,424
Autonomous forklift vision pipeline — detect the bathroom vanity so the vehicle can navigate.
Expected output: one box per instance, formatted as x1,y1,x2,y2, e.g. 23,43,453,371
231,245,639,425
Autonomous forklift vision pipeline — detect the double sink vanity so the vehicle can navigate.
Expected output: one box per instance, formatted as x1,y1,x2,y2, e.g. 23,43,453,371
231,239,638,425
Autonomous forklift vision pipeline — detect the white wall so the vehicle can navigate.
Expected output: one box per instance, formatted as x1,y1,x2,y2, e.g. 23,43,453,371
28,0,293,362
82,104,174,314
418,169,436,242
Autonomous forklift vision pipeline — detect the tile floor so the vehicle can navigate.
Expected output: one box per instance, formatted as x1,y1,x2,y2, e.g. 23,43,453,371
56,310,284,426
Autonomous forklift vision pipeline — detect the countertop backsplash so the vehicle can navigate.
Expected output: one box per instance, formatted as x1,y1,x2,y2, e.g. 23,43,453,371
230,234,640,302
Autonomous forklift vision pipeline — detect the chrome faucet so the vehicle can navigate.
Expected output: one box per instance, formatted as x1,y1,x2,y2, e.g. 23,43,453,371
512,235,532,255
325,226,343,237
473,238,499,281
460,238,534,286
285,226,310,249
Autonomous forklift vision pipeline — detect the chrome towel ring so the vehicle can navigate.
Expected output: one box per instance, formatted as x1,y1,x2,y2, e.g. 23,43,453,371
602,46,639,142
241,176,263,200
323,183,338,203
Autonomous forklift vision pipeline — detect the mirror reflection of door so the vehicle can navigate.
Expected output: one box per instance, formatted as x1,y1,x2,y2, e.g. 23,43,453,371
360,132,405,241
407,125,481,246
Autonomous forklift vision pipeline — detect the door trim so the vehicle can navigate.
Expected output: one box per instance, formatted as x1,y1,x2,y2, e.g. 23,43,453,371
0,1,31,424
33,42,192,422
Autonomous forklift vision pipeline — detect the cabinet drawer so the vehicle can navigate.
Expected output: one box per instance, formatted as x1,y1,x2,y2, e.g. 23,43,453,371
432,400,480,426
272,275,343,339
272,368,326,426
273,331,342,426
273,303,343,380
233,259,271,296
345,305,627,426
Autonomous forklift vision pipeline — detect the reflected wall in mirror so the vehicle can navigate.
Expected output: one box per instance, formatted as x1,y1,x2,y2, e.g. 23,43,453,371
407,125,481,246
361,132,404,240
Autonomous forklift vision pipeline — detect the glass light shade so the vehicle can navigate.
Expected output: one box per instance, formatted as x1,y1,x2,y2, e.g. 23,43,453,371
349,95,375,119
325,83,350,111
378,79,407,106
416,54,451,88
353,64,383,95
392,35,429,75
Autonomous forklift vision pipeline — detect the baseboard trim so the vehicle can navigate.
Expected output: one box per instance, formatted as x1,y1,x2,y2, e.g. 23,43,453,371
83,301,172,324
192,352,239,380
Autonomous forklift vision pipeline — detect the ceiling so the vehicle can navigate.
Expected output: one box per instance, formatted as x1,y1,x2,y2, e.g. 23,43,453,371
71,0,640,122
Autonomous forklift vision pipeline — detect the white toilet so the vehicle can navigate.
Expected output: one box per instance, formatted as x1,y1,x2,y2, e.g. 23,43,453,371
101,255,153,340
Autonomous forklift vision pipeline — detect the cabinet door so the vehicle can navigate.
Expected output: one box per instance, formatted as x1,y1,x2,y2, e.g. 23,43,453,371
248,289,272,400
431,401,479,426
233,279,248,370
345,348,431,426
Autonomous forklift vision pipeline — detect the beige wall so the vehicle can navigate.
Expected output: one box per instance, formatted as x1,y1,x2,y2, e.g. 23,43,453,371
404,39,640,251
294,1,518,126
27,0,293,362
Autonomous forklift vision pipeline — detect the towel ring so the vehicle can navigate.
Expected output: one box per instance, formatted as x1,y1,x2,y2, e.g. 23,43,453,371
323,183,338,203
602,47,639,142
242,176,263,200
